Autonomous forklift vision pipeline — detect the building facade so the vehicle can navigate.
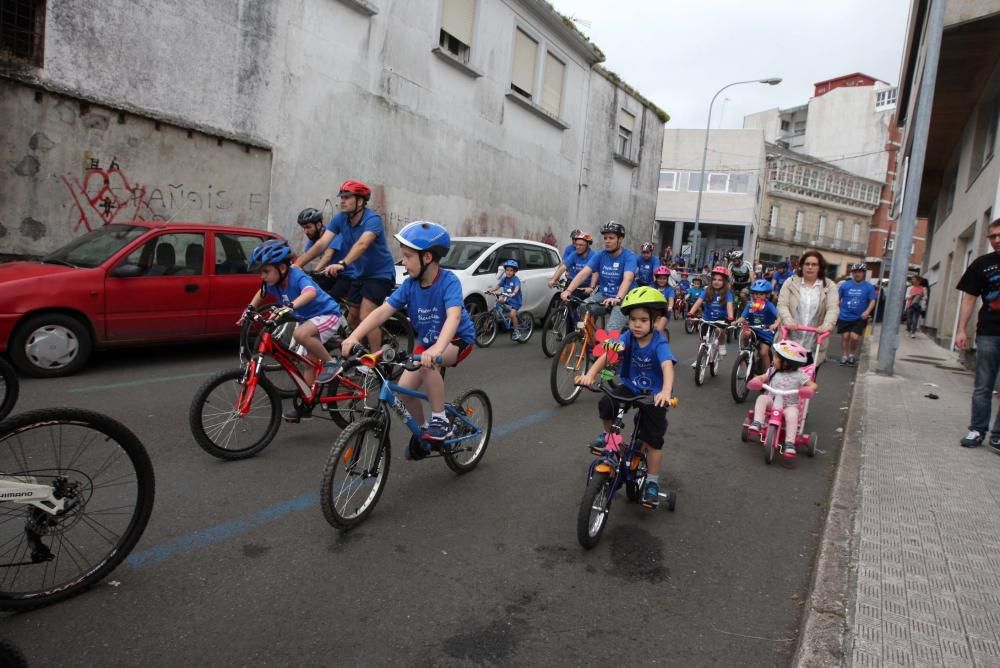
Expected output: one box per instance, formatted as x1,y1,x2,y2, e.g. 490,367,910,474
0,0,665,258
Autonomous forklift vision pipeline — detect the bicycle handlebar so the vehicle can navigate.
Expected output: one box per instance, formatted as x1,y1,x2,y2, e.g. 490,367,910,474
577,381,678,410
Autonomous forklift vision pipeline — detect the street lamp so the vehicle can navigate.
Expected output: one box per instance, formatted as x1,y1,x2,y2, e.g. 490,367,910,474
691,77,782,266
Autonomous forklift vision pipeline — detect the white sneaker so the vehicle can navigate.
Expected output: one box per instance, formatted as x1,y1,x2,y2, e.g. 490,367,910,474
691,360,698,368
719,345,728,356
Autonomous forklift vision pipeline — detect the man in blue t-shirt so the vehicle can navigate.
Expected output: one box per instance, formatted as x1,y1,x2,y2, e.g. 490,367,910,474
771,261,792,301
836,263,877,366
561,221,637,333
549,233,597,333
635,242,660,287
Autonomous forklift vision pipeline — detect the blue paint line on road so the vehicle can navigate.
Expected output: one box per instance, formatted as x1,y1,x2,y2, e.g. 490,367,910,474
67,371,217,393
125,407,559,569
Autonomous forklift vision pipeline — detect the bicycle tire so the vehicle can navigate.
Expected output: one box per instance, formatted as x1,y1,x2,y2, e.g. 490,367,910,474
324,371,378,430
474,313,497,348
0,357,19,421
320,415,390,530
0,408,155,611
694,348,707,386
684,319,696,335
515,316,534,344
731,354,750,403
709,347,720,377
541,305,568,358
764,424,779,465
577,473,612,549
189,368,282,460
550,333,587,406
0,639,27,667
443,390,492,473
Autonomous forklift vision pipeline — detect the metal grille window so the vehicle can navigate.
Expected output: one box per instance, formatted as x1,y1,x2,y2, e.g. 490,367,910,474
0,0,45,65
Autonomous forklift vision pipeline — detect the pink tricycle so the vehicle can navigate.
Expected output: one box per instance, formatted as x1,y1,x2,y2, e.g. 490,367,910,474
740,326,827,465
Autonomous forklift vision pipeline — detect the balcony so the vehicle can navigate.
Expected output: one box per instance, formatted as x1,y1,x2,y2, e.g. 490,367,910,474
759,227,865,255
810,235,866,255
760,226,786,241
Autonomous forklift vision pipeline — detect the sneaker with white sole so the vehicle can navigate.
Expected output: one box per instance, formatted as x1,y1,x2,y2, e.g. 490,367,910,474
839,356,848,366
781,441,797,458
719,345,728,356
316,360,342,384
425,416,453,442
960,430,984,448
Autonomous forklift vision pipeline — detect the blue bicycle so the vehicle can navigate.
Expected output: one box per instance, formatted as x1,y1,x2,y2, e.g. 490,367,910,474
319,347,493,530
577,382,677,549
475,290,534,347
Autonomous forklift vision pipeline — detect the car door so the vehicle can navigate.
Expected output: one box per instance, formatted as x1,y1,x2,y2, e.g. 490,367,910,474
206,231,275,335
103,232,209,341
506,243,560,319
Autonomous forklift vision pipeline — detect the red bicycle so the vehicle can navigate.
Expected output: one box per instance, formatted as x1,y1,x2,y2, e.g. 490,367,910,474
189,305,377,460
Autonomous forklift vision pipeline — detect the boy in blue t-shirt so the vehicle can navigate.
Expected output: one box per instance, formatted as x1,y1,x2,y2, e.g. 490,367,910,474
635,242,661,287
577,287,676,509
836,263,877,366
246,240,343,421
735,279,780,370
685,276,705,303
677,273,691,295
490,259,524,340
343,221,475,444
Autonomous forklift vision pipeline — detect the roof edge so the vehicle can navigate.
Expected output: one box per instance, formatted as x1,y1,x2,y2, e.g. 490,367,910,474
595,66,669,123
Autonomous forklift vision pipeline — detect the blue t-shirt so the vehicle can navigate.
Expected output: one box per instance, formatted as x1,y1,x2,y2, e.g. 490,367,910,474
686,286,705,302
326,209,395,281
677,279,691,294
587,248,639,297
838,280,877,321
740,300,779,344
264,267,341,321
635,256,660,286
772,269,791,292
618,330,675,395
498,275,522,309
702,290,734,321
386,269,475,348
658,285,675,301
563,247,594,282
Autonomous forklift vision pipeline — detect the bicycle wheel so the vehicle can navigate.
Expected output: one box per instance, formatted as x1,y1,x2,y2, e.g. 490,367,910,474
189,368,282,460
0,409,155,610
0,357,19,421
550,333,587,406
684,319,696,335
694,348,707,386
541,305,568,358
577,473,612,549
324,370,379,430
320,415,390,531
731,353,751,403
444,389,492,473
709,346,720,377
254,325,301,399
516,316,534,344
474,313,497,348
764,424,779,465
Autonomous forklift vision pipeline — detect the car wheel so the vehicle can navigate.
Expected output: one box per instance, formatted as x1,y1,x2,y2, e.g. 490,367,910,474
9,313,93,378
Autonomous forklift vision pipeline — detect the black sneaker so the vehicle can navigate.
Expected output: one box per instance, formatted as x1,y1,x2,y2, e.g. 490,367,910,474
960,430,985,448
641,481,660,509
989,435,1000,455
283,406,313,423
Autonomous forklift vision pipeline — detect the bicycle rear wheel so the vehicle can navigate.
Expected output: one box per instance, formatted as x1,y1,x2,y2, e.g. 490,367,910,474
324,369,380,430
577,473,612,549
550,333,587,405
0,357,18,421
515,316,534,344
541,305,568,358
189,368,282,460
444,389,492,473
0,409,155,610
320,415,390,531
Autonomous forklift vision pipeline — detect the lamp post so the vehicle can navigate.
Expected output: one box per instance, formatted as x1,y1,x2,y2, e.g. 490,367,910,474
691,77,782,266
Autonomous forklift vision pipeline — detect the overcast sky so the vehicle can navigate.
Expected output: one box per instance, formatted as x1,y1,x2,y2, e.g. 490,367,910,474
549,0,913,129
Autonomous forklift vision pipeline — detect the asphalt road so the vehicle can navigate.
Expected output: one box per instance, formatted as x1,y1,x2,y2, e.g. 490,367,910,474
1,324,856,667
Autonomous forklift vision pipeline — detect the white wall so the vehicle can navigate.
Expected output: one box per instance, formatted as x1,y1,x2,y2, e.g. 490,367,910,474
805,85,895,182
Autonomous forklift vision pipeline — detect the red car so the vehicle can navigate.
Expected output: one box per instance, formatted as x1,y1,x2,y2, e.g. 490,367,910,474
0,222,283,377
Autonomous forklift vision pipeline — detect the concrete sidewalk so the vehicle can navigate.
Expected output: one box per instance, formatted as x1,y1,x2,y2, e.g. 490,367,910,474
796,328,1000,667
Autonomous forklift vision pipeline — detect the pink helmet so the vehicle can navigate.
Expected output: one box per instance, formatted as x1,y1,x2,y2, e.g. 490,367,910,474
773,339,809,365
653,266,671,277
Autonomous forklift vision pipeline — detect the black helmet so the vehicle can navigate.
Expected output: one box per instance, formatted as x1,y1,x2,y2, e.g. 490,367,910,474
850,263,867,273
297,208,323,226
600,220,625,237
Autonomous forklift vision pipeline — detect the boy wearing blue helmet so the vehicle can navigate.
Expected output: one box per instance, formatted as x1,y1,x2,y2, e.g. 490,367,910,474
490,259,524,339
245,239,343,419
343,221,475,443
734,278,781,370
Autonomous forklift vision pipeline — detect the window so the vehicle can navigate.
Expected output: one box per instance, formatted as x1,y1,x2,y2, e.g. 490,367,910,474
439,0,475,62
511,244,558,269
885,237,895,251
875,87,898,110
729,173,750,193
618,109,635,157
768,205,779,230
118,233,205,277
834,218,844,240
658,171,678,191
793,211,804,240
817,215,827,239
707,173,728,193
510,28,537,99
780,120,790,132
794,120,806,135
688,172,703,192
970,94,999,176
0,0,45,66
215,233,265,275
852,221,861,243
541,52,565,116
944,173,957,217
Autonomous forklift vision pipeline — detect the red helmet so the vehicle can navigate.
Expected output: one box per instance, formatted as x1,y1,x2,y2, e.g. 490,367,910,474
338,180,372,200
573,233,593,245
710,265,730,278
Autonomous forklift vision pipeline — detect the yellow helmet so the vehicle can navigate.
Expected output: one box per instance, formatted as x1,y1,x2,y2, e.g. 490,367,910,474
620,286,668,314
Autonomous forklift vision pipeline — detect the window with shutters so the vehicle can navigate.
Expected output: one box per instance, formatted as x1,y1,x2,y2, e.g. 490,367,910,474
618,109,635,157
510,28,537,99
439,0,474,63
541,52,564,116
0,0,45,66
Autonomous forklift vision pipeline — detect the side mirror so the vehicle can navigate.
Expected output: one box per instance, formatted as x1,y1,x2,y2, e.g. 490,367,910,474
110,264,144,278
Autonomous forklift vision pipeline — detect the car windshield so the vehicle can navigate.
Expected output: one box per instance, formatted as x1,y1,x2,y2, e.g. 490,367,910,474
439,240,493,270
41,225,148,268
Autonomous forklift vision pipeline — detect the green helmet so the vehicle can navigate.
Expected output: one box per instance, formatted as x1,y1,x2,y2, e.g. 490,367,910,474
621,286,668,315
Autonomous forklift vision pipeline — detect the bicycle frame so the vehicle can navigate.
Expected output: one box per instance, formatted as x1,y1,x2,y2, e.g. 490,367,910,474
585,407,646,513
0,476,65,515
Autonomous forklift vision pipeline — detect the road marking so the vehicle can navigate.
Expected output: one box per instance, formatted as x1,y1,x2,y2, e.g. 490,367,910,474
126,406,559,569
67,371,217,393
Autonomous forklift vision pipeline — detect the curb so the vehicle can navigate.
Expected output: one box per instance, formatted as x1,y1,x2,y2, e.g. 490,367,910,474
791,334,871,666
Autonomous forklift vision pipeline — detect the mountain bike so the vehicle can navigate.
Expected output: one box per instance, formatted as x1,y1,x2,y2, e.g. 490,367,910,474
0,408,155,610
320,347,492,531
475,290,534,347
0,357,19,421
688,318,732,387
672,294,688,323
730,324,771,403
550,296,608,405
576,383,677,549
190,305,375,460
540,279,571,358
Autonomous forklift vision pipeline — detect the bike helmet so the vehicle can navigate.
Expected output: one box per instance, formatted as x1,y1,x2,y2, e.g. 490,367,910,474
297,208,323,226
573,232,593,245
600,220,625,237
653,265,671,277
620,286,668,315
640,241,655,253
750,279,772,294
728,249,744,261
338,179,372,200
570,228,583,240
710,265,730,279
396,221,451,279
773,339,809,368
248,239,293,271
850,263,867,273
501,259,519,271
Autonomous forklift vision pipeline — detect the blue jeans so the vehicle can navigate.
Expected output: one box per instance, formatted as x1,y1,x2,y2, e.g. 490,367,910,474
971,336,1000,435
905,306,921,334
585,292,627,332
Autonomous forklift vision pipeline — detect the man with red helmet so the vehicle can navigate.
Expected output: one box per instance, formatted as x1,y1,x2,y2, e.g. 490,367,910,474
295,180,396,350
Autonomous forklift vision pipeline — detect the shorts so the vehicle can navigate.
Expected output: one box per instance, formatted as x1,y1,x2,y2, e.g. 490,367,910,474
413,338,473,367
349,278,396,306
598,389,668,449
837,318,866,335
313,273,352,302
300,313,341,344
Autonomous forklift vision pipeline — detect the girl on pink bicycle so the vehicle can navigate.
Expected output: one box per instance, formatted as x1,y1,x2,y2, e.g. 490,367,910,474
746,340,817,458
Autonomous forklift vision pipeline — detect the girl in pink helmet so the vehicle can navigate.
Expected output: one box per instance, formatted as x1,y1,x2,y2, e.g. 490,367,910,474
746,339,818,458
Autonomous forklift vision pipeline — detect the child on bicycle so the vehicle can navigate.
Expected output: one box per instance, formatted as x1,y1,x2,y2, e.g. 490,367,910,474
687,266,734,363
686,275,705,304
490,259,524,340
734,279,780,370
746,340,817,458
576,287,676,509
245,239,343,418
341,221,475,442
652,265,675,335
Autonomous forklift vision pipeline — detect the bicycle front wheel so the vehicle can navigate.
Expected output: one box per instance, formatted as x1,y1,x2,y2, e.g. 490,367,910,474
320,416,390,531
0,357,18,421
0,409,155,610
731,353,750,403
550,332,587,406
694,347,708,386
189,368,282,460
444,389,492,473
541,305,568,357
684,319,696,335
474,314,497,348
577,473,612,549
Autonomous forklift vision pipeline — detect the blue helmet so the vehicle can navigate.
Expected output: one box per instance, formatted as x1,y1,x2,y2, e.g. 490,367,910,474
247,239,292,271
501,259,519,271
750,279,772,294
395,221,451,255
